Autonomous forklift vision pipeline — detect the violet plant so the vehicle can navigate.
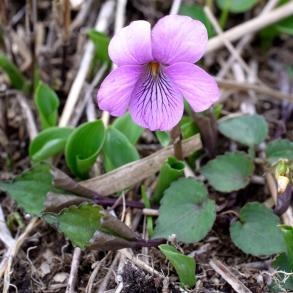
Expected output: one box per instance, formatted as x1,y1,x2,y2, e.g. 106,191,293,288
1,6,293,290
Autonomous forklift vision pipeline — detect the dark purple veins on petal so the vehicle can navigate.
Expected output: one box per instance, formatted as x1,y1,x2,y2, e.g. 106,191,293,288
133,66,179,123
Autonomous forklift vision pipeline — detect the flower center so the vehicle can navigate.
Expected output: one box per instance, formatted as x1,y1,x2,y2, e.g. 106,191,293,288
150,62,160,76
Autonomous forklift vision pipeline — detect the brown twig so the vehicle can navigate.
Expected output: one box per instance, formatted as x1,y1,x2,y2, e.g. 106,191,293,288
66,247,81,293
62,0,71,83
192,111,218,158
80,134,202,196
217,79,293,102
209,258,253,293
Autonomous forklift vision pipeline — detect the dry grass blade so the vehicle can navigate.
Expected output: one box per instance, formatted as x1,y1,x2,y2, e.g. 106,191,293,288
207,2,293,53
17,94,38,140
0,205,16,249
217,0,279,78
58,0,115,127
217,79,293,102
120,250,162,277
66,247,81,293
209,258,253,293
80,134,202,196
2,217,41,293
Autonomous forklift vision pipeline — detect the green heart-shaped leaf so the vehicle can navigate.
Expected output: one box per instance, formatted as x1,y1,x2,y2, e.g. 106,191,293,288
218,114,268,146
266,139,293,164
0,163,54,215
45,204,103,249
230,202,286,256
153,178,216,243
202,152,254,192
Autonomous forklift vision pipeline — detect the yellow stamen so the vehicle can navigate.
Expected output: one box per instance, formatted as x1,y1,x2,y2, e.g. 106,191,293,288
150,62,159,76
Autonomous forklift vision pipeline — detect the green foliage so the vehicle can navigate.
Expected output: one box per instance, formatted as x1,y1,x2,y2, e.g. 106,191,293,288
180,116,199,139
35,81,60,129
275,0,293,35
216,0,258,13
218,114,268,146
103,127,139,172
280,225,293,269
153,178,216,243
65,120,106,179
260,1,292,48
29,127,73,162
0,163,54,215
272,225,293,291
276,16,293,34
271,253,293,291
0,53,30,93
113,113,143,145
159,244,196,288
179,3,214,38
156,131,171,147
88,30,110,63
230,202,286,256
152,157,185,204
266,139,293,164
201,152,254,192
45,204,103,249
141,186,154,236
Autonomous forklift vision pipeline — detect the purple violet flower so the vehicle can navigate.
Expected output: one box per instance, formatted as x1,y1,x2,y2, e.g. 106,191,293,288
97,15,220,131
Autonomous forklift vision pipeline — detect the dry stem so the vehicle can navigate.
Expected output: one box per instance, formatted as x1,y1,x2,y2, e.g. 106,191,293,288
207,2,293,53
66,247,81,293
209,258,253,293
217,0,278,78
217,79,293,102
59,0,115,127
80,134,202,196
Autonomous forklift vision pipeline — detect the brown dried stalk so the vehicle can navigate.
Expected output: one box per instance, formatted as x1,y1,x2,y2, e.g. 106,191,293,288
80,134,202,196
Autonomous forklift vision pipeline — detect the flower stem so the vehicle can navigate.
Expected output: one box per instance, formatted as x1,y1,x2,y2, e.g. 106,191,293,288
132,238,166,248
170,123,183,160
192,110,218,158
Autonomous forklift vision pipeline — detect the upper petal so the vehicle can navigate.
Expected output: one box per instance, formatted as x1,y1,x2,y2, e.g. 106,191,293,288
165,62,220,112
151,15,208,65
130,66,184,131
97,65,144,116
108,20,153,66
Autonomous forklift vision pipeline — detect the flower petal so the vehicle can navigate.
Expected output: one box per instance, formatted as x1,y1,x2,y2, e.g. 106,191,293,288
97,65,144,116
108,20,153,66
152,15,208,65
130,68,183,131
165,62,220,112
